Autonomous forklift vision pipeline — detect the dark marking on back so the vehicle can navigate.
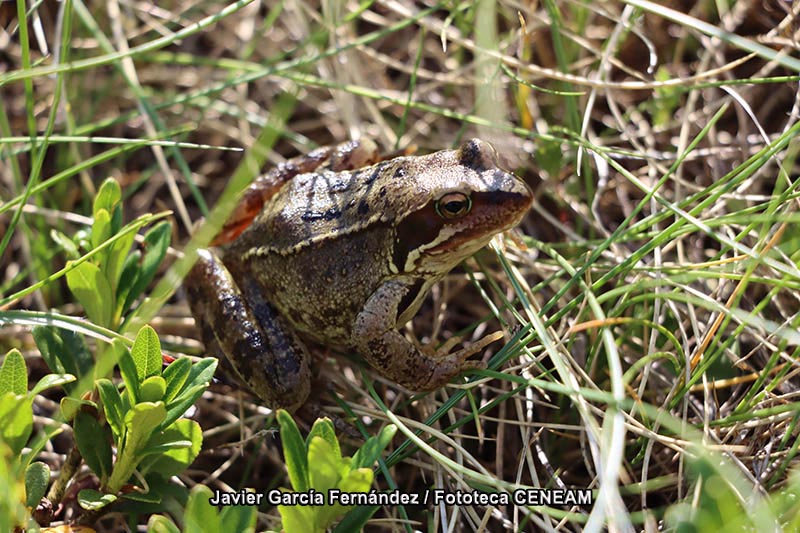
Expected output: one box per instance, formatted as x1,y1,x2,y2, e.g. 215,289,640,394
301,207,341,222
363,162,387,185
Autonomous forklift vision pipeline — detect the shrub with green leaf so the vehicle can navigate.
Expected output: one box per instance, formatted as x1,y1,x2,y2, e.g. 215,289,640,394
276,409,397,533
73,324,216,512
0,325,218,528
0,347,76,529
0,174,221,527
62,177,171,331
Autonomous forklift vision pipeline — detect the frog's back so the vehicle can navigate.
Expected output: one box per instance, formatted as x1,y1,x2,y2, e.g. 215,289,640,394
234,159,409,256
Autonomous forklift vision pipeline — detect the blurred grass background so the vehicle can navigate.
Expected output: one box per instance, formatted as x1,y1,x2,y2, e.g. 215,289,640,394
3,0,800,530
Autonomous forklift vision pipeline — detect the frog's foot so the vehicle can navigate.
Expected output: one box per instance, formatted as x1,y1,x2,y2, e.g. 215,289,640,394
421,331,504,388
429,330,505,358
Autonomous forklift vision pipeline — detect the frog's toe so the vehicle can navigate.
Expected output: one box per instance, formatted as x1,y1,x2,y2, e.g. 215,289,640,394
440,330,504,360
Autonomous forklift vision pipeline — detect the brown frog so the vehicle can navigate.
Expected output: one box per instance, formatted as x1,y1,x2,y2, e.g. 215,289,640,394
186,138,532,411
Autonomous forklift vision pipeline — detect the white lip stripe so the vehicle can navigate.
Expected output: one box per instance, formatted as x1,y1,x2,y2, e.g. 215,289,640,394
403,226,459,272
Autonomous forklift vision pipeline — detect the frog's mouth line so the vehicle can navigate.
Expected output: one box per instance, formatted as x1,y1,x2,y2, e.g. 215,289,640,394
401,190,530,273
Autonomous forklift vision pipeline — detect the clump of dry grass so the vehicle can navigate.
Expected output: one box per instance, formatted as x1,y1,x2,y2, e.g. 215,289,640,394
2,0,800,530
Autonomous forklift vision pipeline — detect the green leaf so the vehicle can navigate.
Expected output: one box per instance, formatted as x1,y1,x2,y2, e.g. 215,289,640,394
91,208,112,250
32,326,92,391
332,505,379,533
106,225,137,298
119,349,140,405
278,410,309,493
161,357,191,403
0,392,33,455
307,418,340,462
162,359,217,428
351,424,397,469
311,438,369,531
0,441,25,531
96,379,125,442
60,397,95,422
111,202,123,235
138,419,202,479
131,325,163,381
279,499,318,533
50,229,80,259
77,488,117,510
116,250,141,314
163,384,205,429
147,515,181,533
96,338,128,384
123,221,171,313
307,437,341,493
219,500,257,533
108,402,167,492
74,411,113,481
66,261,113,326
94,177,121,219
338,468,373,493
24,461,50,508
140,376,167,402
184,485,222,533
139,439,193,456
180,358,218,393
320,470,371,533
124,402,167,452
0,349,27,396
32,327,66,374
30,373,76,396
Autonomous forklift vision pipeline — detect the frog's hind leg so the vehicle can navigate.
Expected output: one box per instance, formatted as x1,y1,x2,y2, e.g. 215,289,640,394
186,249,311,411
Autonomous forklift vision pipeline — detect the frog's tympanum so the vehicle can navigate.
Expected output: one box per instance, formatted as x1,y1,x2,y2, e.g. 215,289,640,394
186,139,532,411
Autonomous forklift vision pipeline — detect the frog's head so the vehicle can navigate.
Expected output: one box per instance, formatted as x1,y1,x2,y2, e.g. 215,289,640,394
394,138,533,275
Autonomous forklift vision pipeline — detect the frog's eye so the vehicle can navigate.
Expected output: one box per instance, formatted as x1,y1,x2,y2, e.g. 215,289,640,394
435,192,472,219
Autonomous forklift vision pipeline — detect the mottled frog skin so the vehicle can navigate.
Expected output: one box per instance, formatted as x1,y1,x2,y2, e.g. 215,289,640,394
186,138,532,410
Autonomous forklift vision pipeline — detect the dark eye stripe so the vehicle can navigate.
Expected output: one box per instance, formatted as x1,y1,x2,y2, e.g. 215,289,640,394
393,202,445,271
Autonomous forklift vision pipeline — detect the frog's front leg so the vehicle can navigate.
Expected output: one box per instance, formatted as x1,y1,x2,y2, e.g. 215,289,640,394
186,249,311,411
352,278,486,391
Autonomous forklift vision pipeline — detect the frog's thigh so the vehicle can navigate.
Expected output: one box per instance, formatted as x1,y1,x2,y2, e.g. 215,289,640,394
186,250,310,410
352,278,476,391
